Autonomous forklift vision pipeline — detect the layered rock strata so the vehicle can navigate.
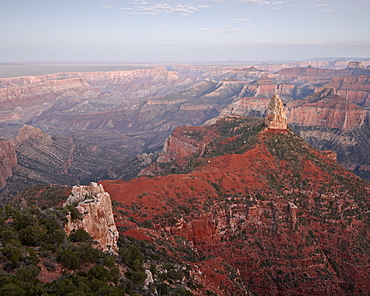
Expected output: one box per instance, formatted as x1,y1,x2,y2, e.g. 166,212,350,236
64,182,119,254
287,88,368,131
0,139,17,189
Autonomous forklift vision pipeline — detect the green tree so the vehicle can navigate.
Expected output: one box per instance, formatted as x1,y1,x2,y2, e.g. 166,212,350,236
69,229,92,243
87,266,112,283
15,265,41,282
59,249,81,270
18,223,47,246
13,212,37,230
2,239,23,266
120,245,144,271
0,283,26,296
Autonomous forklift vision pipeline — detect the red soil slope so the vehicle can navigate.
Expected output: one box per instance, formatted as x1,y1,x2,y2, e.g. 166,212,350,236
101,116,370,295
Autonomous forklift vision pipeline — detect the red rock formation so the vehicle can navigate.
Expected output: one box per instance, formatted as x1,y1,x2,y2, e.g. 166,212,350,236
287,88,368,131
64,182,119,254
100,116,370,295
156,126,219,163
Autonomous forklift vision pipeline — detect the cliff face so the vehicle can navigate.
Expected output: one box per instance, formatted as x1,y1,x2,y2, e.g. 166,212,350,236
0,124,147,196
64,182,119,254
287,88,368,131
244,76,296,99
101,115,370,296
0,125,51,190
325,75,370,107
0,77,101,124
0,139,16,189
218,96,269,118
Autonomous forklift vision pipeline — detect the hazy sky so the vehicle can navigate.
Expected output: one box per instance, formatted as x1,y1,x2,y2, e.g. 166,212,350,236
1,0,369,62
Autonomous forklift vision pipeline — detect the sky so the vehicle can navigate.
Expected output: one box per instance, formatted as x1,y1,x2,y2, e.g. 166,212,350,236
1,0,370,63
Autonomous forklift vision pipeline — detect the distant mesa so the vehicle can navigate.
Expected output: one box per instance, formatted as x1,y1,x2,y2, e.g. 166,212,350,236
347,61,364,69
265,94,288,130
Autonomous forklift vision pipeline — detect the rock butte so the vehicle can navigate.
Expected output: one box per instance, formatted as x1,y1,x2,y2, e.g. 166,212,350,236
265,94,288,130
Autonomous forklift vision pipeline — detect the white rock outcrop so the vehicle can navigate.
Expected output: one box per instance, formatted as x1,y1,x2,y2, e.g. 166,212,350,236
64,182,119,254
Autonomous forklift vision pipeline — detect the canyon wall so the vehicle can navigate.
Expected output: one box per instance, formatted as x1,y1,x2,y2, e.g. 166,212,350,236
0,139,16,189
286,88,368,131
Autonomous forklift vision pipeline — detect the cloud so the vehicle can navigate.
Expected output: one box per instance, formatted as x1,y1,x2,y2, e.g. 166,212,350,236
323,9,334,13
240,0,270,4
101,4,123,9
316,4,329,7
234,18,251,22
273,2,283,4
128,3,211,16
197,27,249,33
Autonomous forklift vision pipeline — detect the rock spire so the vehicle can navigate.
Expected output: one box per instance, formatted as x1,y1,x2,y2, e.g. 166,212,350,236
265,94,287,130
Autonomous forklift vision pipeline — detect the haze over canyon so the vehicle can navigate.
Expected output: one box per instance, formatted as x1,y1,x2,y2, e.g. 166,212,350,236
1,59,370,196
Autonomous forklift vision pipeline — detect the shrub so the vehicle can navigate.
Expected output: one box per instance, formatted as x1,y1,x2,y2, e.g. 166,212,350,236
0,283,26,296
59,249,81,270
18,223,47,246
87,266,112,283
15,264,41,282
125,270,146,285
120,245,144,271
69,229,92,243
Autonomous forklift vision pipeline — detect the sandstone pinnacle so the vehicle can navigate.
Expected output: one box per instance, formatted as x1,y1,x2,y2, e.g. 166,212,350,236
265,94,288,130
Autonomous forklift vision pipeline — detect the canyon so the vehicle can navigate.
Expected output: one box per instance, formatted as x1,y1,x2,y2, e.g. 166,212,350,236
0,60,370,196
1,78,369,294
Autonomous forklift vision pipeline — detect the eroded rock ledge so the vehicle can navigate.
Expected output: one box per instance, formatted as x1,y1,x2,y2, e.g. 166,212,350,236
64,182,119,254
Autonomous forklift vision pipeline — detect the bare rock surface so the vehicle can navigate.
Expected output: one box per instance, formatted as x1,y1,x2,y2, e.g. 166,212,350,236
265,94,288,129
64,182,119,254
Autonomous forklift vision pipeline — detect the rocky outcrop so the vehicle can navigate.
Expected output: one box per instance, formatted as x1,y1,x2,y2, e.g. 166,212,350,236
265,95,288,130
64,182,119,254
